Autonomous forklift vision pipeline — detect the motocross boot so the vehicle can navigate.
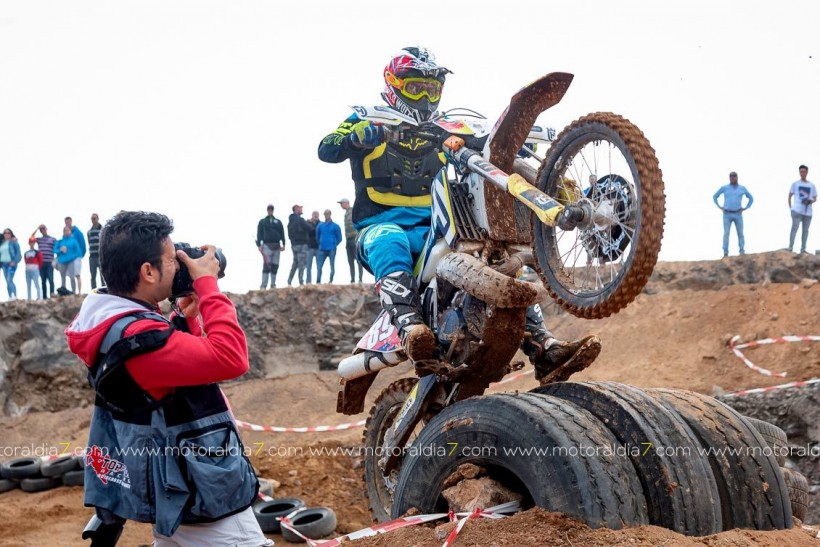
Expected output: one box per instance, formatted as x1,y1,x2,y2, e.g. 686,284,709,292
522,304,601,384
377,272,437,365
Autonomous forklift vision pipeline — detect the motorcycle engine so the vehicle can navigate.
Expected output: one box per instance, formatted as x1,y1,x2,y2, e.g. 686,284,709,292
435,290,485,365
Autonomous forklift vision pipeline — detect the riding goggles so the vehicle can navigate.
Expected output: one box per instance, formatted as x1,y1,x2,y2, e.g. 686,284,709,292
386,72,443,102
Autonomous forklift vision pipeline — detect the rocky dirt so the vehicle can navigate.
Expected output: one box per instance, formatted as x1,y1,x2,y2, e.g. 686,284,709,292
0,251,817,545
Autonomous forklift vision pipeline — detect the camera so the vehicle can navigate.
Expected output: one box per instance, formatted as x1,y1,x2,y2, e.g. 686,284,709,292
172,243,227,298
802,198,814,206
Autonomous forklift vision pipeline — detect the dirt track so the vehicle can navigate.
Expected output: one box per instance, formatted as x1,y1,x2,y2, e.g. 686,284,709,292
0,255,818,545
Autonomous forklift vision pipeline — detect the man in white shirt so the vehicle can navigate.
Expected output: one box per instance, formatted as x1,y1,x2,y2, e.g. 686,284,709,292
788,164,818,254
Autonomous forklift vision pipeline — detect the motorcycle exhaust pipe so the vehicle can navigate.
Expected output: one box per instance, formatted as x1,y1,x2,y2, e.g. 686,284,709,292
338,350,407,380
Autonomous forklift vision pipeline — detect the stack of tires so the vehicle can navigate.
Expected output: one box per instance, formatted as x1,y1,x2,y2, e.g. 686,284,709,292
390,381,807,535
252,497,338,543
0,455,85,494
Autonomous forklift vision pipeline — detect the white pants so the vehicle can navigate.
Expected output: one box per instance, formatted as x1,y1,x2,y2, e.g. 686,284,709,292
153,507,273,547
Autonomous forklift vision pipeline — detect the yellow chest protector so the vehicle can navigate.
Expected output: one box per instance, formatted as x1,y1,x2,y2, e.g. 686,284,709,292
361,136,446,207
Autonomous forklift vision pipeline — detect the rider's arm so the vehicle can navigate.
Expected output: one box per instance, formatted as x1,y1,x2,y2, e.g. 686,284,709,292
125,276,249,394
318,115,362,163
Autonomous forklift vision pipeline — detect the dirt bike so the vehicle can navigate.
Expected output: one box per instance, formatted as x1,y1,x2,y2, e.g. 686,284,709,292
334,72,666,522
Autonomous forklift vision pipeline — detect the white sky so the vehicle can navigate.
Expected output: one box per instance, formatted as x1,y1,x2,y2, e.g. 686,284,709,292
1,0,818,300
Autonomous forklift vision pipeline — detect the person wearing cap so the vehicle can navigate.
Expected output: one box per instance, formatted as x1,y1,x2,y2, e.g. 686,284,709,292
23,236,43,300
256,204,285,289
338,198,363,283
31,224,57,298
287,204,311,286
713,171,753,257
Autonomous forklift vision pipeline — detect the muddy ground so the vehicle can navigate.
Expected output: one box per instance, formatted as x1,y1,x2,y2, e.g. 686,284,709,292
0,252,818,545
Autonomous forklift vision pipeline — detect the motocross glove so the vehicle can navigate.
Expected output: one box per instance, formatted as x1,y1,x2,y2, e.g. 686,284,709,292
349,121,385,149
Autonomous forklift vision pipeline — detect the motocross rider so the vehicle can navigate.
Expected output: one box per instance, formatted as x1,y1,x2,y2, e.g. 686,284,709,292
318,46,600,382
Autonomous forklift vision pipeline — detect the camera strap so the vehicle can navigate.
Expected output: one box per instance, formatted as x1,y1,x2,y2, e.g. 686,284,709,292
89,311,175,417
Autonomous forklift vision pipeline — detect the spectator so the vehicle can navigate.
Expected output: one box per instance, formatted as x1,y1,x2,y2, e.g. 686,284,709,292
87,213,104,290
65,216,87,294
65,211,270,545
316,209,343,283
23,237,42,300
256,204,285,289
0,228,21,299
788,164,817,254
56,225,81,294
32,224,57,298
286,204,311,286
305,210,320,284
339,198,363,283
713,171,753,257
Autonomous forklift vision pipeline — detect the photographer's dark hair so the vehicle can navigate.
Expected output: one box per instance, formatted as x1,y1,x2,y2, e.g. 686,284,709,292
799,164,809,171
100,211,174,295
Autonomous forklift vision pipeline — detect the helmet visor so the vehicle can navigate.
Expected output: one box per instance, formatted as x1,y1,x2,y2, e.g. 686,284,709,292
387,73,443,102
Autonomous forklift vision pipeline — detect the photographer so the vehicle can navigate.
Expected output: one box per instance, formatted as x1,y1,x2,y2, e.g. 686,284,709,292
787,164,817,254
66,211,271,546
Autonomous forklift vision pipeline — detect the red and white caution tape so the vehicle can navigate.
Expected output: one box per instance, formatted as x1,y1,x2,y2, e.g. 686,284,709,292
272,501,520,547
491,369,534,386
723,377,820,398
729,335,820,377
235,418,366,434
441,502,514,547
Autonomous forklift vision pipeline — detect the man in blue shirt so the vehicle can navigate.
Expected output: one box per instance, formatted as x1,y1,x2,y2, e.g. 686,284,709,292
316,209,343,283
713,171,754,257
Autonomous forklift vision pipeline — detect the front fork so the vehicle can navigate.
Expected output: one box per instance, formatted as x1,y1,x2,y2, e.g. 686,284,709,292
444,137,595,231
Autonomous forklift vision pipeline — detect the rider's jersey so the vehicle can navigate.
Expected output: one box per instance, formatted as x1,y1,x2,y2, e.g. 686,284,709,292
318,113,447,228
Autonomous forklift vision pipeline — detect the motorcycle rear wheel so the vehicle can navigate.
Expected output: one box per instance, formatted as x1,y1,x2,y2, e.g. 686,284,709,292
534,112,665,318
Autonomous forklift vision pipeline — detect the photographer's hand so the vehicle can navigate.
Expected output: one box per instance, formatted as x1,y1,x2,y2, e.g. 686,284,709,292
176,293,201,318
177,245,220,281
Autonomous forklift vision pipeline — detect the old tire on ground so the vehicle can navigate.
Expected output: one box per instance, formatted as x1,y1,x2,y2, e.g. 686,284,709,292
41,455,78,478
252,498,306,534
781,467,810,521
743,417,788,466
535,381,721,535
280,507,338,543
533,112,665,319
62,469,85,487
362,378,418,523
1,457,42,480
20,476,62,493
0,479,19,493
648,388,792,530
391,392,648,529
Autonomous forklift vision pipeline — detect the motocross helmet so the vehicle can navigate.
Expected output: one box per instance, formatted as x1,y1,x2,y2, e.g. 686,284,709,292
382,46,451,124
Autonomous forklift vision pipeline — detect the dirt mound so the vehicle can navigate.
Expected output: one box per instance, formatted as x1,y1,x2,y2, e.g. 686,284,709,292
349,508,820,546
0,252,817,545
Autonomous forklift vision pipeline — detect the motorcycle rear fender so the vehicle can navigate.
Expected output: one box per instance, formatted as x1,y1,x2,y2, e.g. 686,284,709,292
356,310,402,353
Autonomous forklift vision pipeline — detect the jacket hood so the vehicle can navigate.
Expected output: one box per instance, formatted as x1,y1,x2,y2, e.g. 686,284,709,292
65,292,153,367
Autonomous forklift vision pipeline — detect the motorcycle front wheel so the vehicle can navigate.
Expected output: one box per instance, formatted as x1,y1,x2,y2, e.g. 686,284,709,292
533,112,665,319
